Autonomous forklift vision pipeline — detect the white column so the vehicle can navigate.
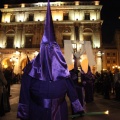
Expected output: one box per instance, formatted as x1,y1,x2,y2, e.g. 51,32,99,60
96,56,102,73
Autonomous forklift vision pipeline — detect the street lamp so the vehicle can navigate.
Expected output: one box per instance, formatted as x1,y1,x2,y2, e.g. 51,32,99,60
112,65,120,70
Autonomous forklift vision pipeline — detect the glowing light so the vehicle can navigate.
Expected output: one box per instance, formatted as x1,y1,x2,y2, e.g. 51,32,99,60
10,56,19,63
15,51,20,55
52,11,63,21
70,110,109,118
4,4,8,8
79,59,82,63
21,4,25,8
72,43,77,49
4,64,8,68
34,51,39,57
72,59,74,63
0,44,2,48
94,1,100,5
104,110,109,115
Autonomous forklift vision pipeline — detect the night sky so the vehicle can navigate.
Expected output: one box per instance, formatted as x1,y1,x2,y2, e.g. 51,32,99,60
100,0,120,44
0,0,120,44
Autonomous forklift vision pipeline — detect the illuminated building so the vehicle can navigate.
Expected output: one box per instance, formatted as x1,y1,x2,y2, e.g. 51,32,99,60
0,1,116,74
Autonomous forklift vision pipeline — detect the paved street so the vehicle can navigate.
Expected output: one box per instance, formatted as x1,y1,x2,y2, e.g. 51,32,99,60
1,84,120,120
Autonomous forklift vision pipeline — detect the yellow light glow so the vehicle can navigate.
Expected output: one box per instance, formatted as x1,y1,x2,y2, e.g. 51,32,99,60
4,4,8,8
5,17,10,23
104,110,109,115
21,4,25,8
72,43,77,49
10,58,13,62
4,64,8,68
79,59,82,63
52,11,63,21
75,1,80,5
77,43,82,51
34,51,39,56
95,1,100,5
19,13,25,22
72,59,74,63
94,41,100,48
0,44,2,48
15,51,20,55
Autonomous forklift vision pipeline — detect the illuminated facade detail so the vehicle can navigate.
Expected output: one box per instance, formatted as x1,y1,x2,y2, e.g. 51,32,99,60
0,1,116,73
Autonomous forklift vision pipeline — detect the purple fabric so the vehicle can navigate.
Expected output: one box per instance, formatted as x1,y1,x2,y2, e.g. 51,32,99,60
17,74,84,120
17,103,29,119
71,99,84,113
81,65,94,103
23,0,70,81
17,0,84,119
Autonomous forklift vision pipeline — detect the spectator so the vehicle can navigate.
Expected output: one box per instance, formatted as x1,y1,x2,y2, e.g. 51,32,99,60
4,67,13,97
114,68,120,100
81,65,95,103
0,63,7,116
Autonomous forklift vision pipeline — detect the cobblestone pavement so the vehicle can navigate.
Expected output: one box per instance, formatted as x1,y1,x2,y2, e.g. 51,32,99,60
1,84,120,120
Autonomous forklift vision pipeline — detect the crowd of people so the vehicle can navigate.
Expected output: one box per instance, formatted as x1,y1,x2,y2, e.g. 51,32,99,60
0,66,22,117
1,62,120,118
95,69,120,101
70,65,120,110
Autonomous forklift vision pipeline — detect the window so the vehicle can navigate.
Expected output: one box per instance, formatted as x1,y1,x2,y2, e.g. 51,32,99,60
112,53,116,56
84,13,90,20
25,36,33,48
84,35,92,41
83,35,93,46
6,37,14,48
107,60,110,63
28,14,34,21
107,53,110,56
113,60,116,64
10,14,15,22
63,13,69,20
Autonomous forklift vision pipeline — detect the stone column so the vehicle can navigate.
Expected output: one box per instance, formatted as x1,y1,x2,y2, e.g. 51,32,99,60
96,53,102,73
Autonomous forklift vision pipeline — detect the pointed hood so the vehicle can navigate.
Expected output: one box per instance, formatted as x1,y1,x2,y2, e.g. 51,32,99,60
41,0,56,44
22,54,30,71
24,0,70,81
26,54,30,64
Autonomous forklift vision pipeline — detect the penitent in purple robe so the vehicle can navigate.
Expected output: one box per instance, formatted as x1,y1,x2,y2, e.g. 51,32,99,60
17,0,84,119
17,72,83,120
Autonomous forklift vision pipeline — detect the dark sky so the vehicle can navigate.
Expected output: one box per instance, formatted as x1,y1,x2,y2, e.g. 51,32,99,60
100,0,120,44
0,0,120,44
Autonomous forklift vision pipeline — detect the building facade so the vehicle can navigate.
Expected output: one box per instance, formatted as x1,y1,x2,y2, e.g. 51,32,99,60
0,1,116,74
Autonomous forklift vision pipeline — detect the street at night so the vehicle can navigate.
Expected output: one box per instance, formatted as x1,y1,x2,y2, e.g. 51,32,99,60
1,83,120,120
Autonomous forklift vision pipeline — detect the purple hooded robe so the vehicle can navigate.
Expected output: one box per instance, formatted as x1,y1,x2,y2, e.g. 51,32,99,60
17,0,84,120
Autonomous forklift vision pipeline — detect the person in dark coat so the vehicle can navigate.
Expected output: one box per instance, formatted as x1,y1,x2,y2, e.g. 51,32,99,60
0,63,7,116
81,65,95,103
70,68,84,107
114,68,120,100
4,67,13,97
17,1,84,120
